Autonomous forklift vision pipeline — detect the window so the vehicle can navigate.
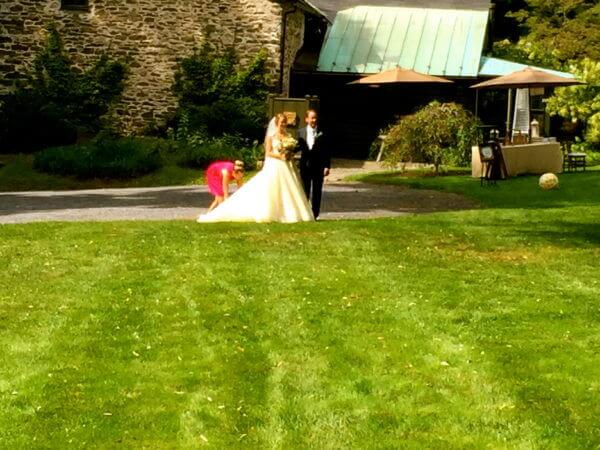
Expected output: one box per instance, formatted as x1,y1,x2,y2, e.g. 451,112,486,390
61,0,89,11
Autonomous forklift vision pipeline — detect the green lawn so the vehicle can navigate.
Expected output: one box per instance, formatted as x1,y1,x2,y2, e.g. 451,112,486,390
352,165,600,209
1,171,599,447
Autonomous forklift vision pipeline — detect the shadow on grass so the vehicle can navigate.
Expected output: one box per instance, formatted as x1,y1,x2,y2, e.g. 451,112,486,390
447,205,600,248
502,217,600,247
519,221,600,247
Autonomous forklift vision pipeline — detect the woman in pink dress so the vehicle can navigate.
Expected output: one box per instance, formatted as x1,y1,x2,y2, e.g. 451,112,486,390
205,160,245,211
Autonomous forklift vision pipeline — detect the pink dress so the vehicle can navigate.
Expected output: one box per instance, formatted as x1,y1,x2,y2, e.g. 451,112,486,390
206,161,235,196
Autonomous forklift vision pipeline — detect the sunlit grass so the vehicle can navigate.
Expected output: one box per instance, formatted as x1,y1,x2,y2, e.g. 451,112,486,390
1,205,599,447
1,163,600,447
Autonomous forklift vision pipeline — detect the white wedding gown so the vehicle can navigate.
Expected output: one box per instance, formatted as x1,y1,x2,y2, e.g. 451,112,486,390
197,137,315,223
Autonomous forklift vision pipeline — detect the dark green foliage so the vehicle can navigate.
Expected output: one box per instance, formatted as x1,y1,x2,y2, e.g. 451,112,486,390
0,90,78,151
489,0,528,42
34,135,164,179
0,26,126,153
176,133,263,170
491,0,599,68
383,102,482,174
172,44,270,141
184,98,267,139
508,0,600,65
172,46,233,107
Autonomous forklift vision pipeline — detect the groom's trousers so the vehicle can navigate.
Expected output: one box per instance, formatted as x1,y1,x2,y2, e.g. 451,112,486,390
300,167,324,218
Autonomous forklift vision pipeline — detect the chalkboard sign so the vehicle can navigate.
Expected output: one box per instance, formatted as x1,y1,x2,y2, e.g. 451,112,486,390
479,145,494,161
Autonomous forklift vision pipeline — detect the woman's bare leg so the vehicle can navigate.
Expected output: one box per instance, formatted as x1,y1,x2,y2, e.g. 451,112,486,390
208,196,223,211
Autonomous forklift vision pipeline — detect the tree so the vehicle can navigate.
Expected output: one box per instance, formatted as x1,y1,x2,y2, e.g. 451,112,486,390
490,0,528,43
545,58,600,145
503,0,600,67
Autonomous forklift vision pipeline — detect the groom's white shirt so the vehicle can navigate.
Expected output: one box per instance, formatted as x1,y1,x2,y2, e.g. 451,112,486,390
307,126,316,150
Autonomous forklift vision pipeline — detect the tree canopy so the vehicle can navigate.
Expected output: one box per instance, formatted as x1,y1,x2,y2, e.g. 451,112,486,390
493,0,600,68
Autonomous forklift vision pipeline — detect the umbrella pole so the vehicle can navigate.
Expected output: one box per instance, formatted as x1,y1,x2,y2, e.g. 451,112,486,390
475,89,479,118
505,88,513,145
527,87,532,143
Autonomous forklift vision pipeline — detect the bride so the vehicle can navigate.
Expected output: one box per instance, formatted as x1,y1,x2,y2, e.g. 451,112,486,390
197,113,315,223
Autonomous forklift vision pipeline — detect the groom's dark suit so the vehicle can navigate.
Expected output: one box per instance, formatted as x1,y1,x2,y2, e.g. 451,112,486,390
296,126,331,218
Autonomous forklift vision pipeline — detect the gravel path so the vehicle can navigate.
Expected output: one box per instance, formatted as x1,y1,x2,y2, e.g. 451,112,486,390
0,160,479,223
0,182,477,224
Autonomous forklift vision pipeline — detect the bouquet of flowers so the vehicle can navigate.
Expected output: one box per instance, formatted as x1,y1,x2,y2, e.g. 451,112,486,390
280,135,298,159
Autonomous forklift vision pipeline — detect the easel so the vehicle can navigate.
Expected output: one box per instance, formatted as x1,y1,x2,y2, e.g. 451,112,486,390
478,141,506,186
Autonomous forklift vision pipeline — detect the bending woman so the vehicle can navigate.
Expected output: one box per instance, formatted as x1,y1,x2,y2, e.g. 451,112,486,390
205,160,245,211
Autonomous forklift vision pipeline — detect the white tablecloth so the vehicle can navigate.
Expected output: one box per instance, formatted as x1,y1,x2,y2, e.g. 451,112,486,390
472,142,563,177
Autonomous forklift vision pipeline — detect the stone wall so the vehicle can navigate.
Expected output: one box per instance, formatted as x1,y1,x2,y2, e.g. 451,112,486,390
282,8,305,96
0,0,305,133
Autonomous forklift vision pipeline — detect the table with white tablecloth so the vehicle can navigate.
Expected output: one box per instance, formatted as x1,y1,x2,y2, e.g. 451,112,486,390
471,142,563,178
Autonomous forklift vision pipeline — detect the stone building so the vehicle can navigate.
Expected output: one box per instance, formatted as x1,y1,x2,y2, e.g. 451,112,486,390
0,0,328,133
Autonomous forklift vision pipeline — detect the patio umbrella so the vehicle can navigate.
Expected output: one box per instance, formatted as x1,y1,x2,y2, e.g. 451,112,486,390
470,67,583,142
348,67,453,85
470,67,582,89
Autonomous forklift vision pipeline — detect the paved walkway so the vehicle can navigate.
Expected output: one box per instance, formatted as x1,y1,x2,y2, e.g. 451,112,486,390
0,161,478,223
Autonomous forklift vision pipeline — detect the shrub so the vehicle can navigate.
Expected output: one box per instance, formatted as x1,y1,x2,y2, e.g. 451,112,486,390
237,142,264,170
176,134,263,170
0,26,126,153
368,124,393,161
172,45,270,141
34,136,165,179
184,98,268,141
383,101,482,174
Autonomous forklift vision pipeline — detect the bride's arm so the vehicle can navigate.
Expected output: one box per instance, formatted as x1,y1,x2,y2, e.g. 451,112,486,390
265,136,285,160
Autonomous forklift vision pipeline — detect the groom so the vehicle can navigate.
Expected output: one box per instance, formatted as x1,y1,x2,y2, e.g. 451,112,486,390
296,109,330,219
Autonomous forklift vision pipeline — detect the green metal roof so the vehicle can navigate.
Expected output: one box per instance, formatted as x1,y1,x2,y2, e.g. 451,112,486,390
478,56,575,78
316,6,489,77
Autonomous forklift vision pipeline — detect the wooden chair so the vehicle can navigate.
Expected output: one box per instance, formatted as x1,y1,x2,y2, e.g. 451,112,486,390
562,142,587,172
